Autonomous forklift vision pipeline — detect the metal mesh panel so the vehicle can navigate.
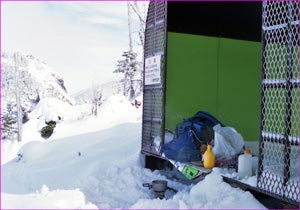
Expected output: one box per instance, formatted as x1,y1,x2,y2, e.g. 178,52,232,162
141,1,167,155
258,1,300,205
143,89,164,120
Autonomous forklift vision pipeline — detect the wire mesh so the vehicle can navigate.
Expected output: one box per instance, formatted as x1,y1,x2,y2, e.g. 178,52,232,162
258,1,299,204
142,1,167,155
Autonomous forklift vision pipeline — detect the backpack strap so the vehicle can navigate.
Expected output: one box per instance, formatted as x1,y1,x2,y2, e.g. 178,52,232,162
192,111,224,127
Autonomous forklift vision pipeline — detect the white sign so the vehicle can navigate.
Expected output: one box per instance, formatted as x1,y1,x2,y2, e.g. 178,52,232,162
145,55,161,85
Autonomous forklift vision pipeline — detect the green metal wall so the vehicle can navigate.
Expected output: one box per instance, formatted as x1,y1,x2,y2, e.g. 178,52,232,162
165,32,262,141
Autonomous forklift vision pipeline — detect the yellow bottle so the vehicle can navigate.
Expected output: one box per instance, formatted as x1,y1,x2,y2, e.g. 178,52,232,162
203,144,215,169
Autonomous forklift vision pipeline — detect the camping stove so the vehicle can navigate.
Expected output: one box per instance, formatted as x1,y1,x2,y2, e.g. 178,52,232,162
143,180,177,199
153,190,165,199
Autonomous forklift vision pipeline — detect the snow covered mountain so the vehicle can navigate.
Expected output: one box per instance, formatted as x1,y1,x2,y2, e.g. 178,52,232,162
73,80,124,105
1,52,75,140
1,52,74,107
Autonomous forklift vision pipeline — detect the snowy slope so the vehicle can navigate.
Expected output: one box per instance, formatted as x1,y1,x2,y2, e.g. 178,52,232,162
1,52,74,107
1,52,75,141
1,94,266,209
73,80,123,105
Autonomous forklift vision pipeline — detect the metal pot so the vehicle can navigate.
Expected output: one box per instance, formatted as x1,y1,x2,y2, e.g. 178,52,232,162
152,180,168,192
143,180,177,199
143,180,168,192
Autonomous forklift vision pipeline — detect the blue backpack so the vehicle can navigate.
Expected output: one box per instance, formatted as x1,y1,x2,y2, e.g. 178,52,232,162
176,111,223,143
162,111,223,162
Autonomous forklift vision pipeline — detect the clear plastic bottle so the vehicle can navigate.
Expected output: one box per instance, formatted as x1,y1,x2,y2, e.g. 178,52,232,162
203,144,215,169
237,149,252,179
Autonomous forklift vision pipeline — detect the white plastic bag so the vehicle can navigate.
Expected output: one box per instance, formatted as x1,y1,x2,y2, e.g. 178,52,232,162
153,136,162,153
164,130,175,144
212,124,245,160
213,132,236,160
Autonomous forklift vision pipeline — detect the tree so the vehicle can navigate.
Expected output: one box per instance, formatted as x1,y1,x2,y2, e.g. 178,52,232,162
40,121,56,139
114,51,141,99
1,103,18,140
113,1,147,100
14,53,23,142
91,85,103,117
127,2,133,52
128,1,147,48
128,1,147,93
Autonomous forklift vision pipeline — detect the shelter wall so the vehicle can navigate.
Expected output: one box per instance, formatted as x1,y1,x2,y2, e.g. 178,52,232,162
165,32,262,141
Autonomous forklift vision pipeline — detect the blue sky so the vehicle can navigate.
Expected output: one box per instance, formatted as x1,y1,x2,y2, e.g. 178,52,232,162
1,1,147,94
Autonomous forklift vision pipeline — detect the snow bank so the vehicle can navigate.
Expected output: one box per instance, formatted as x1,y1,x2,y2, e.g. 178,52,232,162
2,122,142,194
80,166,189,209
2,94,266,209
2,185,97,209
1,94,141,164
131,173,265,209
1,140,21,165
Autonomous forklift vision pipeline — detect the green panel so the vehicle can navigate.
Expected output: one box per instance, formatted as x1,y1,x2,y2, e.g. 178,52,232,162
165,32,262,141
217,38,261,140
165,32,218,131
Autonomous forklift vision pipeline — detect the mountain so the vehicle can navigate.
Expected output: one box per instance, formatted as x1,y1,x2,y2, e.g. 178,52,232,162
1,52,74,107
1,52,75,140
73,80,124,105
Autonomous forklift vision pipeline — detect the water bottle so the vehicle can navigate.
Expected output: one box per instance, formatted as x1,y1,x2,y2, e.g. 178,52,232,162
203,143,215,169
237,149,252,179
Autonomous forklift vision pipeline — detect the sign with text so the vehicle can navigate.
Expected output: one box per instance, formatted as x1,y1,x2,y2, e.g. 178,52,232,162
145,55,161,85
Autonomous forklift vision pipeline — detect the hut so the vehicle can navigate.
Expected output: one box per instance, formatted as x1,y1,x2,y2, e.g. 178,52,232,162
141,1,299,207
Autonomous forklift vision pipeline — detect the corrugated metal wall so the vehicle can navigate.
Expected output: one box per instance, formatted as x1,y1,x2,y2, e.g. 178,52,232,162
141,1,167,156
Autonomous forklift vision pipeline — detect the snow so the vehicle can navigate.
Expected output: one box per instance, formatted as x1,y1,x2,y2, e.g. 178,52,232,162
132,173,264,209
1,52,75,108
73,80,123,105
2,186,97,209
1,94,266,209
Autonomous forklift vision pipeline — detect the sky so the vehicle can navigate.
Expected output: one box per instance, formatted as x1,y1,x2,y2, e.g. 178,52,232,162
1,1,147,94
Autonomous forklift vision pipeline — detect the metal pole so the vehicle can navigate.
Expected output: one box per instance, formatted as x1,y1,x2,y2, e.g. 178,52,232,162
258,1,268,183
283,1,294,185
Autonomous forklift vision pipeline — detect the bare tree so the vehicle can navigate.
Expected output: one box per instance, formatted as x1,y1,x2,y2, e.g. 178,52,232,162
127,2,133,53
128,1,147,48
128,1,148,92
91,85,103,117
14,53,22,142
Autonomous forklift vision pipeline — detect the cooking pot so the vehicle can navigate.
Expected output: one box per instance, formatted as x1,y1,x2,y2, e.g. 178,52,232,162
143,180,168,192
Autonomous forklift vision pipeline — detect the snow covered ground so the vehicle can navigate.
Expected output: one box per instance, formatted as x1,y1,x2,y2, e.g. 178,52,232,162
1,94,266,209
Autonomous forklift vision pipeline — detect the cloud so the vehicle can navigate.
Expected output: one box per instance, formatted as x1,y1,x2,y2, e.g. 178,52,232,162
81,16,126,27
45,2,128,28
1,1,148,94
